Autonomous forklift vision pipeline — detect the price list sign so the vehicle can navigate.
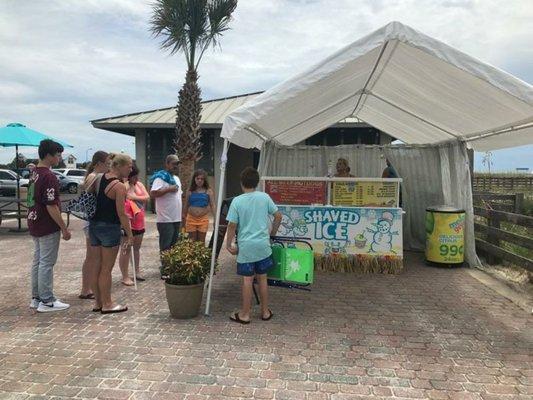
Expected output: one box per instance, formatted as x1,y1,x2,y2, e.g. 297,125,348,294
332,181,399,207
265,180,327,205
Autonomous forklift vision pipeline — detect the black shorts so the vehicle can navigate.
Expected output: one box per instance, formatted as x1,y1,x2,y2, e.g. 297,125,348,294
132,229,145,236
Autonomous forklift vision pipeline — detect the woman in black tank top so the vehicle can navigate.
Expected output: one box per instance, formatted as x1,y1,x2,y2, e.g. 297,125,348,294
93,175,121,224
88,153,133,314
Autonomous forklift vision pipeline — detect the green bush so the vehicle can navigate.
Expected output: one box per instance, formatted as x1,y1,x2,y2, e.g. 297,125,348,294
161,237,216,285
522,196,533,217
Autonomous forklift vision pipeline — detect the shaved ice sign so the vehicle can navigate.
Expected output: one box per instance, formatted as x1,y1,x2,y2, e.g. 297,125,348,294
274,205,402,256
302,208,360,239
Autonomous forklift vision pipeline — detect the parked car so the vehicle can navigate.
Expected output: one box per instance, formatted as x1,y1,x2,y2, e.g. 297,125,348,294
0,169,29,197
18,168,32,179
53,168,86,184
52,170,79,194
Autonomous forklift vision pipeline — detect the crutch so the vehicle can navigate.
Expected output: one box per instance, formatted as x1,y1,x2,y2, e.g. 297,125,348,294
129,245,137,291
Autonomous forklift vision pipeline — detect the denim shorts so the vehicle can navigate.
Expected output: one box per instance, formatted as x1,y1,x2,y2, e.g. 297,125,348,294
82,223,90,239
237,256,274,276
89,221,121,247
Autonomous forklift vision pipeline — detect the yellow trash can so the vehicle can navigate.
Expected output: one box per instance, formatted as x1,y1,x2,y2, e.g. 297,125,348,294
425,206,465,267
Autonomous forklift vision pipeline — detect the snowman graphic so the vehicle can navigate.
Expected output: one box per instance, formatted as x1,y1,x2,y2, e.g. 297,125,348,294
277,210,308,237
367,211,399,253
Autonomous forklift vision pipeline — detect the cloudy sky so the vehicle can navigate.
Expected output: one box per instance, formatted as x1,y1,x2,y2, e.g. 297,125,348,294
1,0,532,171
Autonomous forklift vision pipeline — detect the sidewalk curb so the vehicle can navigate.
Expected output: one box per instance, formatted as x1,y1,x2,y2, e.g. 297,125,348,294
467,268,533,314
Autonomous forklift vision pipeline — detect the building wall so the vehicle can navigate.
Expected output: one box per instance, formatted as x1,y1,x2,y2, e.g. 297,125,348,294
226,144,255,198
304,126,392,145
140,125,394,203
134,128,147,185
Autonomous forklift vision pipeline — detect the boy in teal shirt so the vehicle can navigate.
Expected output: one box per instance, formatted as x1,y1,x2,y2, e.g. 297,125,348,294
226,167,282,324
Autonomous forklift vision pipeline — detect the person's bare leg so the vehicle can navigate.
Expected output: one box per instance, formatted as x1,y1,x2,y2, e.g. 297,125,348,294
133,235,143,277
80,238,94,296
99,246,120,310
91,246,102,309
197,231,207,245
239,276,254,321
187,231,197,241
256,273,271,318
118,237,133,285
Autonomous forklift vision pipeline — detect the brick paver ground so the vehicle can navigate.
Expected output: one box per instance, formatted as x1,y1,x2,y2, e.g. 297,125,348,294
0,216,531,400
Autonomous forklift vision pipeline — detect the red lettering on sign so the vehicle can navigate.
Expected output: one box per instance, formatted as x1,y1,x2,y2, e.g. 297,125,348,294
265,180,327,205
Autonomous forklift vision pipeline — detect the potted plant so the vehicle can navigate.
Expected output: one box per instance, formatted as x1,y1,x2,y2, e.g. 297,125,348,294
161,237,215,319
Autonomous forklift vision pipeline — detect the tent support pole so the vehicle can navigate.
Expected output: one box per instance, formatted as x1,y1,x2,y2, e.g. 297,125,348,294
350,41,390,116
465,121,533,145
204,138,229,316
371,93,461,140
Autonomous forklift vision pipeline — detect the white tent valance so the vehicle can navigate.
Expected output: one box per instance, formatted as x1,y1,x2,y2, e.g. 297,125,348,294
220,21,533,151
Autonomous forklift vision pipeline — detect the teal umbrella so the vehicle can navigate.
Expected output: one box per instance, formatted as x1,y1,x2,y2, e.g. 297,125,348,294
0,123,73,148
0,123,74,231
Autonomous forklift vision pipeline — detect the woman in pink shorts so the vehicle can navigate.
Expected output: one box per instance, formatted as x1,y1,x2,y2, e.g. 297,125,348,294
119,164,149,285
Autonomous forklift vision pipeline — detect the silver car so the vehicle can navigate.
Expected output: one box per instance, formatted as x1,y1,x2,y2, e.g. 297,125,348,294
52,170,79,194
53,168,86,184
0,169,30,197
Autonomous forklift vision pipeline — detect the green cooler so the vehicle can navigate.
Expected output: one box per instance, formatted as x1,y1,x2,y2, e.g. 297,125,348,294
269,239,314,284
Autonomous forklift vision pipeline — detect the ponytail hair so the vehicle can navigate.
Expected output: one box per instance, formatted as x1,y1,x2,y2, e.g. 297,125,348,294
85,150,109,177
85,162,94,178
109,153,132,169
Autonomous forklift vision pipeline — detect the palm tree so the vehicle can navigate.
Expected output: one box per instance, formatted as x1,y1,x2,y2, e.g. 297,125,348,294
150,0,238,187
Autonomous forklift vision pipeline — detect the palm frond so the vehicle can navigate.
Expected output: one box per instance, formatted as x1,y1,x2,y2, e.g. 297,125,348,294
150,0,190,61
193,0,237,68
150,0,237,68
207,0,238,46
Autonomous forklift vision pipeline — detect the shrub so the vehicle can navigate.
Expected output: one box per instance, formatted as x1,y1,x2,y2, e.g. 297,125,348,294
161,237,215,285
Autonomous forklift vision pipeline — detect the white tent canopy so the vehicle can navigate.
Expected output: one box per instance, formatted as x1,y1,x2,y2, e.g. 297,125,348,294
204,21,533,315
220,21,533,151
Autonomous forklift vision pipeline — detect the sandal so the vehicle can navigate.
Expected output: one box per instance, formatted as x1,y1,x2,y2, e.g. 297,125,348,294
135,276,146,282
261,309,274,321
79,293,95,299
229,312,250,324
101,305,128,314
121,280,134,287
92,307,102,312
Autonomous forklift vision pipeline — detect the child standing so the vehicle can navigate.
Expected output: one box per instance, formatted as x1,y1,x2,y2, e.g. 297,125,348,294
226,167,282,324
183,169,215,244
119,164,150,285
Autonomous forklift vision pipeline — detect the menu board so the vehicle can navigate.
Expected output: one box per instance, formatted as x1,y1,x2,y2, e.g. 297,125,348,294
332,181,398,207
265,180,327,205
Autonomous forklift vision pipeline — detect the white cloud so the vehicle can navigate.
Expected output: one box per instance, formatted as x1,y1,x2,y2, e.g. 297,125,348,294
1,0,532,168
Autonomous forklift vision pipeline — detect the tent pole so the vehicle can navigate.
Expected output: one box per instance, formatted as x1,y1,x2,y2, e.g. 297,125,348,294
204,138,229,316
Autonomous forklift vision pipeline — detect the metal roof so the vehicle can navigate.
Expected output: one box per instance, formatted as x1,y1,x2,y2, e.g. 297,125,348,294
91,92,364,136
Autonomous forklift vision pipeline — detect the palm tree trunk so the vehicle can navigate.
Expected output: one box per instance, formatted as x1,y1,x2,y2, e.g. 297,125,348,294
174,68,203,190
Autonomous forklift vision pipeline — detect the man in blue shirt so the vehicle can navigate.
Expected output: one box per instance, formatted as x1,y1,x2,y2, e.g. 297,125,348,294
226,167,282,324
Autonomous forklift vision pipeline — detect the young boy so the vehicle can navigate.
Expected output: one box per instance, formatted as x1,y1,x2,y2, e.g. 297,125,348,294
27,139,71,312
226,167,282,324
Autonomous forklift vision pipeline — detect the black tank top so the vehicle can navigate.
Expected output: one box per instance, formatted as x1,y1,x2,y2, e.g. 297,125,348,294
93,174,120,224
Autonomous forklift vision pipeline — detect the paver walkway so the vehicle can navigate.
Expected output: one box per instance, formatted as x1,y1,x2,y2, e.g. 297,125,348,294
0,216,531,399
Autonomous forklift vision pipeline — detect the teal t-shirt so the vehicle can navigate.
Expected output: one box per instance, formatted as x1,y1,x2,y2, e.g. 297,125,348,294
226,191,278,264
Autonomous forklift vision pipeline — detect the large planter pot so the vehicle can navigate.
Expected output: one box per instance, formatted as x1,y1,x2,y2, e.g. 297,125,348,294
164,281,204,319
